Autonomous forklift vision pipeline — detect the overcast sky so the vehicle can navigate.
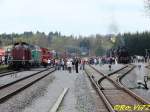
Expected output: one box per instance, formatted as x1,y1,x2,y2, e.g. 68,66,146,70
0,0,149,36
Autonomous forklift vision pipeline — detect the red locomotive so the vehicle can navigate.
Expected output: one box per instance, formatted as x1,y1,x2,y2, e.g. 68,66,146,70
10,42,52,70
11,42,31,69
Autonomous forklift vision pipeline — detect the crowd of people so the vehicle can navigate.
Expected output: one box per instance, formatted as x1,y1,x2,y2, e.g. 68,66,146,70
47,58,86,73
48,56,119,73
88,56,118,65
0,55,9,65
88,56,150,65
1,54,150,73
130,55,150,63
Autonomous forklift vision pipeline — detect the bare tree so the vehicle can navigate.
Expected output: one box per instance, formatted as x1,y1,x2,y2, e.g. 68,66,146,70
0,40,2,48
144,0,150,15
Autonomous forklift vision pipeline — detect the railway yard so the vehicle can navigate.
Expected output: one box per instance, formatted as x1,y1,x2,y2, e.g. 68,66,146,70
0,63,149,112
1,0,150,111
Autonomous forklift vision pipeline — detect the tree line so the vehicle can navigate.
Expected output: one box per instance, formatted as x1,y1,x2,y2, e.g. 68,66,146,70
0,31,150,56
114,32,150,56
0,31,113,56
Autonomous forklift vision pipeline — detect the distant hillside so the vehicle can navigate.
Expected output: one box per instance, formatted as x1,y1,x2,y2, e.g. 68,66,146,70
1,31,150,56
0,31,114,56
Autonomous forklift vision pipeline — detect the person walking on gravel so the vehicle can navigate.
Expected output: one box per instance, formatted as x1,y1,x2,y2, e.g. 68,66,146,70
67,59,72,73
138,64,141,70
61,59,65,70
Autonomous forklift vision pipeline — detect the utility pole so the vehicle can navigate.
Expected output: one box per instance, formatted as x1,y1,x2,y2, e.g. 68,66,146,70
144,76,149,90
145,49,150,63
11,34,13,45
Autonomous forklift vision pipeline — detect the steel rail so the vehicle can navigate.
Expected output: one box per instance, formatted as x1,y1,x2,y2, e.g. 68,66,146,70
0,67,56,103
85,69,115,112
89,65,150,105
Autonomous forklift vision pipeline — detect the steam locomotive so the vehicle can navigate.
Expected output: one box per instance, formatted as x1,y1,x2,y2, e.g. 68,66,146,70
108,47,130,64
116,46,130,64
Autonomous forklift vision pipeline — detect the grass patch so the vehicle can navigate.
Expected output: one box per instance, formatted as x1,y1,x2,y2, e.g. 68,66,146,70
0,65,9,72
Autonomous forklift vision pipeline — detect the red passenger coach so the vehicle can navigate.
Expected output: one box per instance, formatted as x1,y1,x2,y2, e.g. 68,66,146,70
0,48,5,64
40,48,50,67
48,51,53,59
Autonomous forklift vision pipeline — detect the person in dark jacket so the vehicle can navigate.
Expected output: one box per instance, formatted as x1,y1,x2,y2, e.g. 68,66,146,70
75,58,79,73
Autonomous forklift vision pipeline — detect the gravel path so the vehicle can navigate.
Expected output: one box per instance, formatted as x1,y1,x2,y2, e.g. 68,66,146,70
121,68,138,88
57,70,106,112
22,69,104,112
0,71,39,86
121,63,150,102
55,70,101,112
75,71,97,112
0,71,55,112
0,66,119,112
92,64,124,75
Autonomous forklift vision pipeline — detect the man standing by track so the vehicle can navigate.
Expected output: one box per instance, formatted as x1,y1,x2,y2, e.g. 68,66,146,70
75,58,79,73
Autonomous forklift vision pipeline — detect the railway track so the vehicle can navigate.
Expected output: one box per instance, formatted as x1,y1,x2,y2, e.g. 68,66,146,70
0,70,22,77
0,70,13,74
0,67,46,78
145,64,150,69
0,68,50,87
85,64,149,112
85,68,111,112
144,63,150,82
0,67,56,103
100,64,136,89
